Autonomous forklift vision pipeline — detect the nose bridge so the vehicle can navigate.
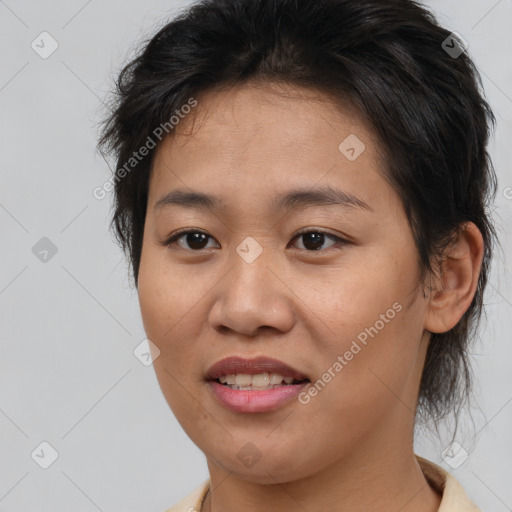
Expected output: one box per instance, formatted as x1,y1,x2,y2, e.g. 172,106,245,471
209,240,294,335
227,240,275,307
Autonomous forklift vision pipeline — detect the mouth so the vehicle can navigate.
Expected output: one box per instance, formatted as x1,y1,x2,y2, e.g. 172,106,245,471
205,356,311,412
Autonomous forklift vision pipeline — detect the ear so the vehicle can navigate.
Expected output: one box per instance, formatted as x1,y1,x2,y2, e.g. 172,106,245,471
424,222,484,334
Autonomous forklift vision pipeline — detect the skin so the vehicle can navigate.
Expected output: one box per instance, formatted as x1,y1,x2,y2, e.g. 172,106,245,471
137,81,484,512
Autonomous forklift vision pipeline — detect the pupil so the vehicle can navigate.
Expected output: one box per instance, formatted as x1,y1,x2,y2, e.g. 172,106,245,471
303,232,324,250
187,233,208,250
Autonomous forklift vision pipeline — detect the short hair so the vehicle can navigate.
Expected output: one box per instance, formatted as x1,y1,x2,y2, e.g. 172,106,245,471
98,0,498,427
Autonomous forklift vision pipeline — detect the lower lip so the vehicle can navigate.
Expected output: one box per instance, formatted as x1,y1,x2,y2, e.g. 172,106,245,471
207,380,309,413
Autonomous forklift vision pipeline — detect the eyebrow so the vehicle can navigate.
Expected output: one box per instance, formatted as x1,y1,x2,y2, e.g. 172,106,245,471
154,185,373,213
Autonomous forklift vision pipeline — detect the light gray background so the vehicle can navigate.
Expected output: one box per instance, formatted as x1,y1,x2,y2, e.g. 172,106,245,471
0,0,511,511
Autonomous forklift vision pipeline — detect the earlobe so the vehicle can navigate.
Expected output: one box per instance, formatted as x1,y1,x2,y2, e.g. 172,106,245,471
424,222,484,334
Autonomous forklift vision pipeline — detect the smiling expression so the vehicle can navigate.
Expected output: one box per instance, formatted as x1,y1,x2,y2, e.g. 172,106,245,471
137,80,432,483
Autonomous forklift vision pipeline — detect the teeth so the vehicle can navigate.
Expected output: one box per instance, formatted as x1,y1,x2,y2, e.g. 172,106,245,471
218,372,297,388
235,374,253,386
270,373,284,385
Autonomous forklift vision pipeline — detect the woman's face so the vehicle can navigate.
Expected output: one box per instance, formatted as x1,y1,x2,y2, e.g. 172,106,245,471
138,82,432,483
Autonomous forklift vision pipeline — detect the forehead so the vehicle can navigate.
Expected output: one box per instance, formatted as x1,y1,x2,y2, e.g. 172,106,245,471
162,81,375,154
148,81,391,213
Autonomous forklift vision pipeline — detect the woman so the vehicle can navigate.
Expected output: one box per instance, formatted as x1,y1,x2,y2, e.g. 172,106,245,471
99,0,497,510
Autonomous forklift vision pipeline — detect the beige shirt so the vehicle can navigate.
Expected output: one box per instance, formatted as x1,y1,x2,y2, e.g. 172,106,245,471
164,455,481,512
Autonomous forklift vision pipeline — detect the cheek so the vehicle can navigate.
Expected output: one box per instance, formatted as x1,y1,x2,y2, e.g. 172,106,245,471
337,306,423,418
137,254,201,417
137,252,185,381
137,246,207,370
137,263,167,340
305,262,423,421
294,256,405,340
138,243,183,334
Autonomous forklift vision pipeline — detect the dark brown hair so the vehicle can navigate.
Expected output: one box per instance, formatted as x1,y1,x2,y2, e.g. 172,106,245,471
98,0,498,427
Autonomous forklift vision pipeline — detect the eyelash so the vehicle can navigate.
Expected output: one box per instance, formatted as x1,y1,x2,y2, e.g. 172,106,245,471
161,228,350,252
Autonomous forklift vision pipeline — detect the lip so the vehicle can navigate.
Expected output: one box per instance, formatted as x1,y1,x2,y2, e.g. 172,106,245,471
205,356,310,413
205,356,309,381
207,380,309,413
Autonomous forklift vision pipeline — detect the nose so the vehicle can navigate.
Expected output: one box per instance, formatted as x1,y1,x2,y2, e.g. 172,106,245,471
208,252,295,338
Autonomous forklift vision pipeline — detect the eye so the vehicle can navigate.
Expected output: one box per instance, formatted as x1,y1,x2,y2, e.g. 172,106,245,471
288,229,347,251
161,228,348,252
161,229,219,251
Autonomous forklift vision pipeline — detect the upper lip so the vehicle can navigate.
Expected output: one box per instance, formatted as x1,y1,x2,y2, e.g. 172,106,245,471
205,356,310,381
